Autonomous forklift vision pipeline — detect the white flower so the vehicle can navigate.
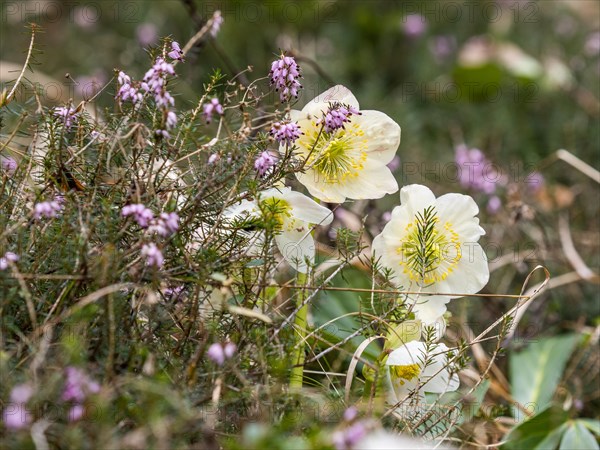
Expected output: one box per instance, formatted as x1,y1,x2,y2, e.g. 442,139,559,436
372,184,489,324
286,85,401,203
225,187,333,273
386,341,459,407
355,429,454,449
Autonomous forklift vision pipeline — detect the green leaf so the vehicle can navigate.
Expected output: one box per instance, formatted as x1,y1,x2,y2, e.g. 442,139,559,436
580,419,600,436
560,421,600,450
510,334,580,418
501,405,569,450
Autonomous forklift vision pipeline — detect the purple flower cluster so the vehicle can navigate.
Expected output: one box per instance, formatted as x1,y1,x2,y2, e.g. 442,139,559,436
319,103,361,134
33,197,64,220
148,212,180,237
62,367,100,403
203,98,224,124
209,10,224,38
207,342,236,366
0,252,19,271
168,41,184,61
142,57,176,108
1,156,17,175
116,71,143,105
254,151,277,177
122,204,180,237
53,105,79,130
332,407,368,450
269,55,302,103
455,144,499,195
2,384,33,430
62,367,100,422
270,121,302,145
122,203,155,228
141,243,164,268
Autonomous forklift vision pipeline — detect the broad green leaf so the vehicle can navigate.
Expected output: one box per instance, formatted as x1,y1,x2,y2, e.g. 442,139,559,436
580,419,600,436
501,405,569,450
560,421,600,450
510,334,580,418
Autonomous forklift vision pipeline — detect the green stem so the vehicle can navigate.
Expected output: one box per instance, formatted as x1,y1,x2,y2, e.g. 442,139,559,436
289,271,308,390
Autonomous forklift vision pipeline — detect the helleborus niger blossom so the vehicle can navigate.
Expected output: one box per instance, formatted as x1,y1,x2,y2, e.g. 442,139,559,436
286,85,401,203
225,187,333,273
372,184,489,324
386,341,459,407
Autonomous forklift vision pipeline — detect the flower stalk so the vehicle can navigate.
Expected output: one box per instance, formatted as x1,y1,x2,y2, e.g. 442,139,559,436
290,271,308,390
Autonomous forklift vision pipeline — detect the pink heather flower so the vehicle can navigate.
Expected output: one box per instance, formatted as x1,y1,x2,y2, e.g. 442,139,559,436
163,285,185,300
270,121,301,145
2,384,33,430
387,155,401,172
166,110,177,129
207,153,220,164
223,342,236,358
269,55,302,103
585,31,600,57
207,342,236,365
332,422,368,450
68,404,85,422
319,103,361,134
1,156,17,175
142,58,176,107
343,406,358,422
429,35,457,63
155,129,170,139
136,23,158,46
209,10,224,38
254,151,277,177
455,144,498,195
62,367,100,403
33,199,63,220
0,252,19,271
141,243,164,268
168,41,184,61
202,98,224,123
148,212,180,237
402,14,427,38
53,105,79,130
122,204,155,228
487,196,502,215
526,171,545,194
116,71,143,105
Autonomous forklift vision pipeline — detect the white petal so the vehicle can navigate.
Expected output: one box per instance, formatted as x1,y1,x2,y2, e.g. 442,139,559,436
302,85,360,117
420,344,460,393
436,193,485,241
398,184,436,218
386,340,427,366
411,295,451,326
435,242,489,295
296,171,348,203
259,186,290,201
357,110,401,164
284,190,333,225
335,160,398,200
275,225,315,273
223,199,259,219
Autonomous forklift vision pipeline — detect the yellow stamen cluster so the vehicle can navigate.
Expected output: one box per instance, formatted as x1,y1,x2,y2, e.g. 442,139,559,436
260,197,291,231
301,122,367,184
396,207,462,285
390,363,421,385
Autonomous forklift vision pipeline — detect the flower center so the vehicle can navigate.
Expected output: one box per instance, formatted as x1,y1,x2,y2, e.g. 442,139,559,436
390,363,421,385
396,206,462,285
259,197,291,231
302,121,367,184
